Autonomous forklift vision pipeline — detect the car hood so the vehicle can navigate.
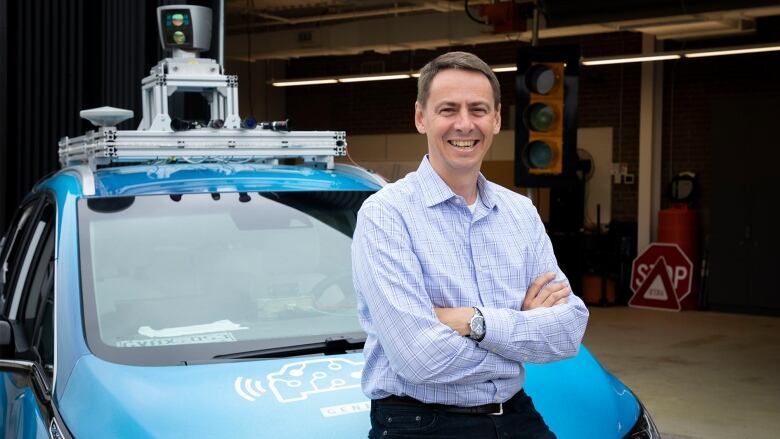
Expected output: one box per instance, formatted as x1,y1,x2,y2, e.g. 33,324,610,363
59,353,372,438
58,348,638,438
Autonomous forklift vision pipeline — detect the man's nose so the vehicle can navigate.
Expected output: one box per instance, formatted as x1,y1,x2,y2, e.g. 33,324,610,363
453,109,475,132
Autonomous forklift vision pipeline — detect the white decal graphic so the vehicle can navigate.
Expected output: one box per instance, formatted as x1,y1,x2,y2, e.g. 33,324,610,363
117,332,237,347
320,401,371,417
233,358,364,403
267,358,364,403
234,377,267,402
138,320,247,338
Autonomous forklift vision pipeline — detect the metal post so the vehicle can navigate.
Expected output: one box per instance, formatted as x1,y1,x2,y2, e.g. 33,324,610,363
218,0,224,66
532,0,540,47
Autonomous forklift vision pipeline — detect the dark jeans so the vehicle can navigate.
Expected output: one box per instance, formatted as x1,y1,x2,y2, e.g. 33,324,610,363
368,390,556,439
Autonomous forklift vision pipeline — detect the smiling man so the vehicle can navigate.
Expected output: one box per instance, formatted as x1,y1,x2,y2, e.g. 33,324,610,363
352,52,589,439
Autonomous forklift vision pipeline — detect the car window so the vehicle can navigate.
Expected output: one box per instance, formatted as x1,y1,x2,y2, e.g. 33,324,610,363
78,190,372,365
33,295,55,376
0,199,57,375
8,221,47,321
20,205,56,350
0,200,40,310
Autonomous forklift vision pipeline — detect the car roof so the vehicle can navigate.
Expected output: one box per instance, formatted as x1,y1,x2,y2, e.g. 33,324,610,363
50,163,383,197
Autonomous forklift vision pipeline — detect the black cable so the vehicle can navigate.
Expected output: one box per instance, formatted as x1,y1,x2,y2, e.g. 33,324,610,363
464,0,488,25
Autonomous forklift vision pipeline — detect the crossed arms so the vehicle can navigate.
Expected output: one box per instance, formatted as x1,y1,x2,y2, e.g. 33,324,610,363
352,198,589,385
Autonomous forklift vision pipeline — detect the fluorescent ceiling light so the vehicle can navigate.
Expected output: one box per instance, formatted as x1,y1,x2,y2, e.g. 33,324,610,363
582,54,681,66
684,44,780,58
271,43,780,86
338,74,410,83
272,79,337,87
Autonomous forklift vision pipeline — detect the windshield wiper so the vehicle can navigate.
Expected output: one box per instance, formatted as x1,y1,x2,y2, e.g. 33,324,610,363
213,338,365,360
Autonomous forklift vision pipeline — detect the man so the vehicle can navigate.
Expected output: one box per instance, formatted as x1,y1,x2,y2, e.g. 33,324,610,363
352,51,589,439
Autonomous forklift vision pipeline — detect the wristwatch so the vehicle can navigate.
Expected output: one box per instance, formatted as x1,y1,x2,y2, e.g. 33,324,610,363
468,307,485,342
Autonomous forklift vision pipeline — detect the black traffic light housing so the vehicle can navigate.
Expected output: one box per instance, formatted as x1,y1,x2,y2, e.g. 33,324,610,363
515,45,580,187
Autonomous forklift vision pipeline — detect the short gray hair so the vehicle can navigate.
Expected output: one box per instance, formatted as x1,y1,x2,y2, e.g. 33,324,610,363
416,51,501,108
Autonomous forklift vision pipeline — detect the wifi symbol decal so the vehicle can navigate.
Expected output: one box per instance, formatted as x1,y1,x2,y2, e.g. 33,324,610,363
234,377,267,402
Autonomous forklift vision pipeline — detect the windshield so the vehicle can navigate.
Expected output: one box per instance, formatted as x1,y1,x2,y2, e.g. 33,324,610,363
78,190,372,365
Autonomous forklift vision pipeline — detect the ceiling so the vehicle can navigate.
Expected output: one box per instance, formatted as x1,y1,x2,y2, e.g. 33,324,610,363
223,0,780,61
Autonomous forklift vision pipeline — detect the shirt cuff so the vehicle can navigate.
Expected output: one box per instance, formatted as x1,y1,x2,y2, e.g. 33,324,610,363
477,306,558,363
475,306,512,353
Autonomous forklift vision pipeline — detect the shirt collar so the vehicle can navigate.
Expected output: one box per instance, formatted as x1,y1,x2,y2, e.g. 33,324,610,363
417,156,497,210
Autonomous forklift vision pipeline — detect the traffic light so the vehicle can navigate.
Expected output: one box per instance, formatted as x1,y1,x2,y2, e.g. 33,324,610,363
515,46,580,187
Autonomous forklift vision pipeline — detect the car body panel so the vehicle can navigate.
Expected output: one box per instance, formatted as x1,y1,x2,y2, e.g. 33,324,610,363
0,373,49,439
525,351,639,438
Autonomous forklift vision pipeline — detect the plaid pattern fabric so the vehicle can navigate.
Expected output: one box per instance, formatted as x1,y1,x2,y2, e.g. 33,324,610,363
353,156,589,406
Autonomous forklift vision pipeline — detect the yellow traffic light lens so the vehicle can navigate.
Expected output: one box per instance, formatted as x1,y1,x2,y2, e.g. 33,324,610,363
523,141,554,169
524,103,555,132
525,65,555,95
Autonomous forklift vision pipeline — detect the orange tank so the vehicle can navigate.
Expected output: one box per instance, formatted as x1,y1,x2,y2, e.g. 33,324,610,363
658,204,698,309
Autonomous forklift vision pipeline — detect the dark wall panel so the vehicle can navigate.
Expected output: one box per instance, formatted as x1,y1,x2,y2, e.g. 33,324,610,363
1,0,149,231
0,0,7,228
5,0,85,232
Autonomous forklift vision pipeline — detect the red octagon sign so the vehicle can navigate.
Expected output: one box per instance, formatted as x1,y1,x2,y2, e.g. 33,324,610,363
630,243,694,309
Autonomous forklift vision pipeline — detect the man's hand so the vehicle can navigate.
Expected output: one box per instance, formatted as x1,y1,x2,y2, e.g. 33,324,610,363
434,307,474,336
522,272,571,311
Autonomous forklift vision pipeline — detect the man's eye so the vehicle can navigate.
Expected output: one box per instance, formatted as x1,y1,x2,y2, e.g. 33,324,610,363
440,108,455,114
472,108,487,115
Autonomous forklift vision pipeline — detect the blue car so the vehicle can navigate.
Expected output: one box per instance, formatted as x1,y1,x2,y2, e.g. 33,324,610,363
0,159,659,439
0,5,659,437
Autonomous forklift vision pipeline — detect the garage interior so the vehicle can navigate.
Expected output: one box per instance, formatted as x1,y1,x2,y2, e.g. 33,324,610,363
1,1,778,438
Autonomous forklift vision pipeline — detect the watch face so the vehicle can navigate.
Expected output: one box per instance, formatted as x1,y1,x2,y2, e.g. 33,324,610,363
471,315,485,337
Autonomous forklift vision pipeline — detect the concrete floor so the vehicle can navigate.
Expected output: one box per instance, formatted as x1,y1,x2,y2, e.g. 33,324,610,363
583,306,780,439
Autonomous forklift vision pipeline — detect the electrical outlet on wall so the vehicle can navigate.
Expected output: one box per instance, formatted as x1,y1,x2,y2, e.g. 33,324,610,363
611,162,632,184
611,163,622,184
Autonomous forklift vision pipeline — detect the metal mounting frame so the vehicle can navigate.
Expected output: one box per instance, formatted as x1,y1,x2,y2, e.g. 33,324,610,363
138,58,241,131
59,127,346,171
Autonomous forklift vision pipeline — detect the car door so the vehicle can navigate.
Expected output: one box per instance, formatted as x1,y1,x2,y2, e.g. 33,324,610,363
0,195,70,439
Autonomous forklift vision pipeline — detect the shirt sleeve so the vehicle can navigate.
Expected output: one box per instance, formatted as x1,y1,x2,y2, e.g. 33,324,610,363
477,201,590,364
353,198,521,385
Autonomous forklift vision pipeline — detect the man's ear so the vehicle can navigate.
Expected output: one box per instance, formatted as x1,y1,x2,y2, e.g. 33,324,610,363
493,104,502,134
414,101,426,134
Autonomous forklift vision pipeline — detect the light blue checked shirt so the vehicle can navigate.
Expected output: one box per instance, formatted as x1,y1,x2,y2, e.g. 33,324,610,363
352,156,589,406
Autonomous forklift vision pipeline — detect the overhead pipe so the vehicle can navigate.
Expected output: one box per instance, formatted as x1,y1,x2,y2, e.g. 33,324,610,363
231,1,493,30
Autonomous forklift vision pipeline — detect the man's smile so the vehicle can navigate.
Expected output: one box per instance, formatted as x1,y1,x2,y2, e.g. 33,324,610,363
447,139,480,149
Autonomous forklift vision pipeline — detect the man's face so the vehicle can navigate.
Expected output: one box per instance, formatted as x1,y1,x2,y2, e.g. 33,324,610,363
415,68,501,180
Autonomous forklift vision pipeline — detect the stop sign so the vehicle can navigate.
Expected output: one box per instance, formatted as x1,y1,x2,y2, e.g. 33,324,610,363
630,243,694,308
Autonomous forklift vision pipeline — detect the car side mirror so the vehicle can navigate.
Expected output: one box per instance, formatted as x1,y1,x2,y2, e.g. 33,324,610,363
0,320,12,347
0,320,13,352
